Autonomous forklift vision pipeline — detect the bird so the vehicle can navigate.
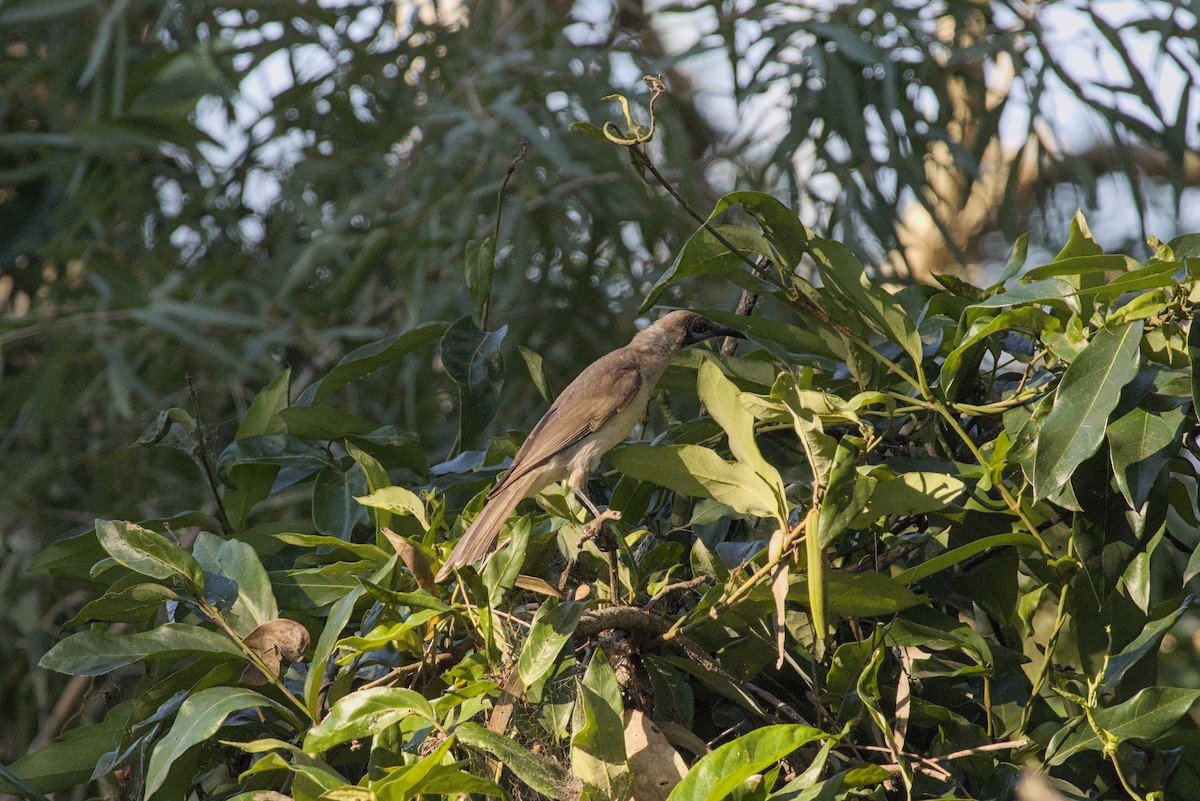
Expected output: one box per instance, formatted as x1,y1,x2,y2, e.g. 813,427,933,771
435,310,746,581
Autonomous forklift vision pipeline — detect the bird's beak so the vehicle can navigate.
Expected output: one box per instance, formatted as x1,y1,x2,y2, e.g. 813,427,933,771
713,323,747,340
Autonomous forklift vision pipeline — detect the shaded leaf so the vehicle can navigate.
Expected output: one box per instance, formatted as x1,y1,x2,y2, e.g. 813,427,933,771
1034,321,1143,499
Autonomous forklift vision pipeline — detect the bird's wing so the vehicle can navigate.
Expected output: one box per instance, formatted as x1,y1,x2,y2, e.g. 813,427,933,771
489,351,644,497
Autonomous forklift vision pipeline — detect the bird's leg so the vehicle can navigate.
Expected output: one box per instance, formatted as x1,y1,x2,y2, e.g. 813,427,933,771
567,473,604,518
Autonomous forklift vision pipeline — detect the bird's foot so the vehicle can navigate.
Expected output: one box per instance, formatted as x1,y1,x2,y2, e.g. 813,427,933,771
580,508,622,544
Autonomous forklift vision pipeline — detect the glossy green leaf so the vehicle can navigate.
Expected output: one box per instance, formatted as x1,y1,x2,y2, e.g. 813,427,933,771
641,224,774,311
275,532,388,561
313,465,366,540
39,623,241,676
465,237,497,329
4,702,130,793
518,345,554,403
279,405,376,440
1188,312,1200,418
1100,597,1194,692
145,687,285,797
1033,321,1144,499
302,322,449,404
852,471,965,524
303,557,396,716
971,277,1076,310
810,238,922,364
771,374,837,486
94,519,205,592
517,599,586,687
666,725,828,801
441,316,507,450
896,533,1043,585
1107,405,1186,509
789,571,926,617
191,531,278,635
456,722,568,797
698,360,785,518
939,307,1053,400
64,581,179,627
1024,254,1133,281
237,369,291,439
991,231,1030,287
303,688,435,754
355,486,429,530
1050,687,1200,765
817,442,872,548
611,443,780,518
571,650,632,800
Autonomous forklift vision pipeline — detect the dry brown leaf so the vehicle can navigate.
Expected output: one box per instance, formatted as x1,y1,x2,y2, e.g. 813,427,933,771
240,618,311,685
623,711,687,801
381,526,435,591
515,575,563,600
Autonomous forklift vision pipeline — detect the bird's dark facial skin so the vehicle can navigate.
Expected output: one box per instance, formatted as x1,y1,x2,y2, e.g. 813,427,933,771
682,314,747,346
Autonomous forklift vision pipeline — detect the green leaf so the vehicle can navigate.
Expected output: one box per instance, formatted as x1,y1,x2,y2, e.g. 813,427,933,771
217,435,332,483
610,443,780,518
518,345,554,403
28,529,108,580
697,360,785,520
1100,597,1194,692
38,623,241,676
303,688,435,754
1024,254,1134,281
0,763,50,801
145,687,285,797
641,224,774,312
3,705,129,796
666,725,828,801
1188,312,1200,416
1049,687,1200,765
939,308,1053,400
895,533,1043,585
313,465,366,540
191,531,278,635
94,519,205,592
518,599,586,687
817,442,872,549
1033,321,1144,499
465,237,496,328
441,316,507,450
852,471,965,525
237,369,291,439
789,572,926,617
355,486,430,530
1107,405,1186,509
808,238,922,365
303,557,395,717
972,278,1077,310
279,406,377,440
771,374,837,487
991,232,1030,287
275,533,388,561
65,581,179,627
456,722,569,797
571,650,632,800
301,322,448,404
706,191,813,268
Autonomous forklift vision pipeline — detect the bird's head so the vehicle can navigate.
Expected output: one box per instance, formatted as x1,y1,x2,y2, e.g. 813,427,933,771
639,310,747,352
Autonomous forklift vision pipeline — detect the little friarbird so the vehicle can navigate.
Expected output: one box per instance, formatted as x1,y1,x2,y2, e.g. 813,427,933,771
435,310,746,581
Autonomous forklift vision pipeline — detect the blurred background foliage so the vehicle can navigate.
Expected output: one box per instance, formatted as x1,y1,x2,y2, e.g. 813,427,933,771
1,0,1198,761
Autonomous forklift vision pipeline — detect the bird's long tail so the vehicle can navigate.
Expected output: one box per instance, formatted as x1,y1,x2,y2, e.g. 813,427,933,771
435,471,544,582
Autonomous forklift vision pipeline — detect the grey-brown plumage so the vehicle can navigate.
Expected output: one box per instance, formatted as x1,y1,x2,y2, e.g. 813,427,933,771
435,311,745,581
